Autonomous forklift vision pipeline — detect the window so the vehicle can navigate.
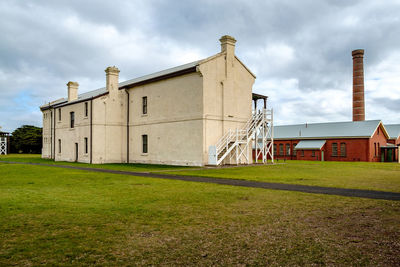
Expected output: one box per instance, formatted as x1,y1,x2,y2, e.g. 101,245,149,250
285,144,290,156
293,144,297,156
374,142,377,156
58,109,61,121
377,143,380,157
301,150,304,157
58,139,61,153
332,143,338,156
377,127,380,135
279,144,284,156
142,135,148,153
84,137,88,154
340,143,346,157
142,96,147,114
85,102,88,117
312,150,315,157
273,144,277,155
70,112,75,128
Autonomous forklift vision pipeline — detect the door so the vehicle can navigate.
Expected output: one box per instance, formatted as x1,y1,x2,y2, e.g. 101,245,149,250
388,149,393,162
75,143,78,162
321,151,324,161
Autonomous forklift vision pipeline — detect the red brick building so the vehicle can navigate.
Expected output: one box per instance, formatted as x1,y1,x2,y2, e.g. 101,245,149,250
272,120,398,162
253,50,399,163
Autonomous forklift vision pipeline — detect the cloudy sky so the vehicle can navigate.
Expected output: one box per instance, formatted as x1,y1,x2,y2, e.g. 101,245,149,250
1,0,399,132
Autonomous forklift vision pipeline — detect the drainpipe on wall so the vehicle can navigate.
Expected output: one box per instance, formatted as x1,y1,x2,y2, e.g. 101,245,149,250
90,98,93,164
53,108,56,160
125,89,130,163
50,109,53,159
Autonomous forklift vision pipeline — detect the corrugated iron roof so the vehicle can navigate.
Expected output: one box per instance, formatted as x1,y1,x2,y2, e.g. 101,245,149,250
384,124,400,139
294,140,326,150
40,59,202,110
274,120,384,139
119,60,201,88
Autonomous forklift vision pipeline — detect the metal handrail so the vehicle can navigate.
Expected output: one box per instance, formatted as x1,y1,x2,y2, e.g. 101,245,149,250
215,110,267,159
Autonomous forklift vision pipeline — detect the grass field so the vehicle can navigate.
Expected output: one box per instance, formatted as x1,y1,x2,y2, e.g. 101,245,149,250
2,154,399,192
0,155,400,265
0,154,192,172
166,160,400,193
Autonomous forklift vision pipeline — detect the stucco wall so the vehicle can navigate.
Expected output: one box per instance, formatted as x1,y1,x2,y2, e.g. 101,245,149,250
199,54,254,164
54,101,91,163
126,71,204,166
91,89,127,164
41,109,53,158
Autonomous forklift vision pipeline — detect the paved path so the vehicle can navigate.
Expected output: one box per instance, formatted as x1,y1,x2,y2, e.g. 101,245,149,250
4,161,400,201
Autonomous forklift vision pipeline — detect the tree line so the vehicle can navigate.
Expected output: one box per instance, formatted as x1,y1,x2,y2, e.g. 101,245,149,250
9,125,42,154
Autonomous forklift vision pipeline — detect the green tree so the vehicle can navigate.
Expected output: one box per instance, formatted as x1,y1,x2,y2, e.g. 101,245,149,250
10,125,42,154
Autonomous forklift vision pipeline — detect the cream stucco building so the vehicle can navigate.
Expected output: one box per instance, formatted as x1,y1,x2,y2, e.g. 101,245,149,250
41,36,272,166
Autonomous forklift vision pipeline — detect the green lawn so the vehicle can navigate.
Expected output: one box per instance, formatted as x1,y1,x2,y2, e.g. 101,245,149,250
164,160,400,192
0,161,399,265
0,154,400,192
2,154,400,192
0,154,193,172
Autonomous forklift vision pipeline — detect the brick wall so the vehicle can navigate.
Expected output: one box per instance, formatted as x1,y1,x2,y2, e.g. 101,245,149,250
270,124,390,162
368,124,388,162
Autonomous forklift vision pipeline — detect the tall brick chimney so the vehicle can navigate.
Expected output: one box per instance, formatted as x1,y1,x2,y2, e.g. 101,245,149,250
352,49,365,121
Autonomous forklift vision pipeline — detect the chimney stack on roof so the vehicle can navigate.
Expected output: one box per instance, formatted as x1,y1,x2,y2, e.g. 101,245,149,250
220,35,236,55
352,49,365,121
105,66,120,93
67,81,79,102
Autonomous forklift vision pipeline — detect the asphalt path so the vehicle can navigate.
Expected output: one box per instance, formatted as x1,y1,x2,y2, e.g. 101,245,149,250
3,161,400,201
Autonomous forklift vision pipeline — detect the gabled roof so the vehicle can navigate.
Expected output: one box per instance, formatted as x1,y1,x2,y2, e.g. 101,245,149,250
274,120,389,139
294,140,326,150
384,124,400,139
118,60,202,89
40,49,256,111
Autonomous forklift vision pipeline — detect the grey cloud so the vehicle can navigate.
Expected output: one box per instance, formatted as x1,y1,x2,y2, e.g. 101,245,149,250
0,0,400,132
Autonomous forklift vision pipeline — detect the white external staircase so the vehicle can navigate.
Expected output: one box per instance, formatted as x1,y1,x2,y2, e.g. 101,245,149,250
208,109,273,165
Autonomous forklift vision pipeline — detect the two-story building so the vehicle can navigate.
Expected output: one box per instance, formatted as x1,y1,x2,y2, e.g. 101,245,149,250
41,36,270,166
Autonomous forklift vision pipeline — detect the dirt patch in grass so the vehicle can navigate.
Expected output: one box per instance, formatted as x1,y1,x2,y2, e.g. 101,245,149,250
105,197,400,266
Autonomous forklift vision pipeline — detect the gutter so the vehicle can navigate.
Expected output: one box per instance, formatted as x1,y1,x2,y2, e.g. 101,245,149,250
41,92,109,111
125,89,130,163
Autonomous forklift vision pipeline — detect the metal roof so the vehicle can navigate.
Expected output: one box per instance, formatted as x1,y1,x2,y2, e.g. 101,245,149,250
119,60,201,88
384,124,400,139
294,140,326,150
40,87,108,109
274,120,385,139
40,59,202,110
